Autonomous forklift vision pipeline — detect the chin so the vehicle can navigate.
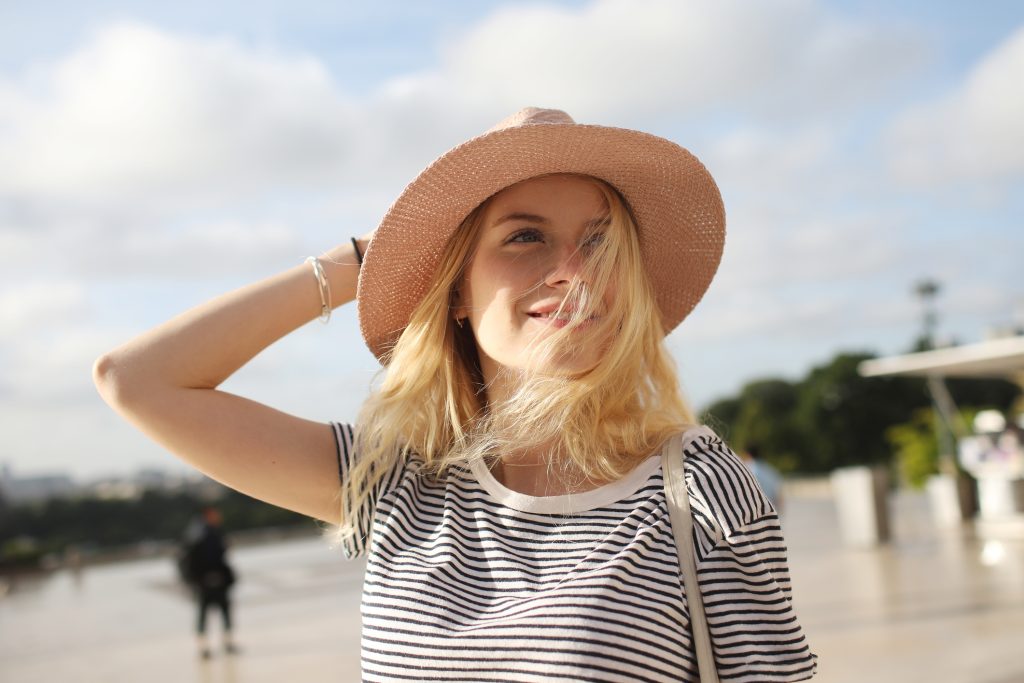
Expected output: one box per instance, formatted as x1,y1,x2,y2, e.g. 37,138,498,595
530,352,604,378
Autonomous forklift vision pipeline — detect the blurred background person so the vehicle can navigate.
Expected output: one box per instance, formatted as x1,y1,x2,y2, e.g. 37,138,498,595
744,445,785,517
179,505,239,659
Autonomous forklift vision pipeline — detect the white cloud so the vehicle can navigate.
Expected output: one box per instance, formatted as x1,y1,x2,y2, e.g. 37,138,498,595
0,281,89,335
0,4,928,239
677,289,841,342
944,282,1021,318
0,323,117,408
703,124,843,204
0,21,359,209
0,6,931,354
414,0,925,123
888,25,1024,188
0,216,306,281
95,218,304,277
0,20,486,286
709,205,906,295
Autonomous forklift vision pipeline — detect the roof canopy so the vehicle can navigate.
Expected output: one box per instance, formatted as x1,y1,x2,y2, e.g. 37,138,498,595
858,335,1024,381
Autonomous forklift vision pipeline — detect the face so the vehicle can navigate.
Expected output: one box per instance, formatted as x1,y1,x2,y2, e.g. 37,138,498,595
456,174,615,387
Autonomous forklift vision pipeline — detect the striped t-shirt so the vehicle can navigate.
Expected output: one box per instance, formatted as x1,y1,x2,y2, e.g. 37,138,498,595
331,423,818,682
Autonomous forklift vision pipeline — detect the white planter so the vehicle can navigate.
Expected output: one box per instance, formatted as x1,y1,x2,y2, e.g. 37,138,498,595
976,477,1024,520
925,474,964,529
830,465,891,547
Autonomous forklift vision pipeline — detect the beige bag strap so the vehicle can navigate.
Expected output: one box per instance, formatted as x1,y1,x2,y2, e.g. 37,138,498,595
663,432,720,683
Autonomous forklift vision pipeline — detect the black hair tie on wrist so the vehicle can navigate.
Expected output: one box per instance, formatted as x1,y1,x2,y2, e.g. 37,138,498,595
350,237,364,265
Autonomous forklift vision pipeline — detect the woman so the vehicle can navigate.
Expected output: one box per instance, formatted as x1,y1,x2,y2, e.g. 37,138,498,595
95,107,818,681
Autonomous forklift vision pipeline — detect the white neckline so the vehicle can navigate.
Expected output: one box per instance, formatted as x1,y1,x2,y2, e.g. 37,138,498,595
469,449,666,514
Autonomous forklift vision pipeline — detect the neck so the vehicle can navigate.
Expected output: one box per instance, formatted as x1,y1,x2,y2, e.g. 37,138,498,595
477,355,516,409
487,446,617,496
467,352,641,495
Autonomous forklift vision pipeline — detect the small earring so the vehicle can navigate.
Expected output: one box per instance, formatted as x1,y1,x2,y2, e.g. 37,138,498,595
456,317,465,329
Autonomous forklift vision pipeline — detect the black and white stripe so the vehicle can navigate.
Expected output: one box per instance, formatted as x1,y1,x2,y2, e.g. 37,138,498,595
331,423,818,682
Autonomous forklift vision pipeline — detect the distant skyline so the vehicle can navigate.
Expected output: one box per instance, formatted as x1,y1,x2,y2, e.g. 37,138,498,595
1,0,1022,479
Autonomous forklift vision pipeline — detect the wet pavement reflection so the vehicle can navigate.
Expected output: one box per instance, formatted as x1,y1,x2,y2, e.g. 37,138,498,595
783,490,1024,683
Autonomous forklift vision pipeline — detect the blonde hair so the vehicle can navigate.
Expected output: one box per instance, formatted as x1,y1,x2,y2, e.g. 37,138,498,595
327,174,697,548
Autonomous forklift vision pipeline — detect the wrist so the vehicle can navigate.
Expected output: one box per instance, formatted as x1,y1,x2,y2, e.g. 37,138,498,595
314,243,362,309
304,256,332,323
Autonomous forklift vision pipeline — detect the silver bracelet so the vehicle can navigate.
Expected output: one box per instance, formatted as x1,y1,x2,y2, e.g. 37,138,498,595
304,256,332,324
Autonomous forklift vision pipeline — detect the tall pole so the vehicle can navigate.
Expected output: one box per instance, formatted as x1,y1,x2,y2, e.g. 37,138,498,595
914,279,941,350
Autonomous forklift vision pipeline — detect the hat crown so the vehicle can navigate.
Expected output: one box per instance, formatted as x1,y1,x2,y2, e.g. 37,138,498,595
486,107,575,134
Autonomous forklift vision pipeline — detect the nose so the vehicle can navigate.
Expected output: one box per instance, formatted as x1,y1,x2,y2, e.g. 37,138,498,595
543,242,587,288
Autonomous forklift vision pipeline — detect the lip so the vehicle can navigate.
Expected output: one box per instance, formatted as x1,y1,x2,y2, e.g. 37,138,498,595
526,309,600,330
526,301,570,317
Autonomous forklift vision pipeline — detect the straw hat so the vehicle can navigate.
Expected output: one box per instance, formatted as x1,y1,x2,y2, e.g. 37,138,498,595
357,107,725,362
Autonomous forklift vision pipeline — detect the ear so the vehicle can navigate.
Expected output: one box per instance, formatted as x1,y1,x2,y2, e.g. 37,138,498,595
450,287,467,324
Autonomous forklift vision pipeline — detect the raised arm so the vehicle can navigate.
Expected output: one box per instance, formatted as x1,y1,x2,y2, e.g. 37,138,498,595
92,237,371,526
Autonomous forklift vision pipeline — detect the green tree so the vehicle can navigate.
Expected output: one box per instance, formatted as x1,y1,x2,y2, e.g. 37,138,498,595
1,486,314,570
886,408,941,488
698,349,1022,476
946,377,1020,415
793,352,933,472
731,379,806,473
701,397,741,435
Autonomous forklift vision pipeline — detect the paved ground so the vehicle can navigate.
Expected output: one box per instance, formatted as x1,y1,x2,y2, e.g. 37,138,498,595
783,490,1024,683
2,486,1022,683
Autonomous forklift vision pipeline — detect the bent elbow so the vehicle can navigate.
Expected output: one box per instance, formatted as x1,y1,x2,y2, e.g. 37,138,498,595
93,353,130,405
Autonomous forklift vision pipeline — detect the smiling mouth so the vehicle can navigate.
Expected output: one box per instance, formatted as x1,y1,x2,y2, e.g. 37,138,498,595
527,311,600,329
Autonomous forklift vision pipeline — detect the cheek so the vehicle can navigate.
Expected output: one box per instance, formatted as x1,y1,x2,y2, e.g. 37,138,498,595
604,279,618,307
475,286,520,329
468,258,539,314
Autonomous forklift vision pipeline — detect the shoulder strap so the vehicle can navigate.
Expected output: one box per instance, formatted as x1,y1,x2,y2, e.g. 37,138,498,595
663,432,720,683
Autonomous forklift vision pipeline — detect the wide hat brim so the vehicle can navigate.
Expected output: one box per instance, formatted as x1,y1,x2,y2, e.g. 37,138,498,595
357,110,726,362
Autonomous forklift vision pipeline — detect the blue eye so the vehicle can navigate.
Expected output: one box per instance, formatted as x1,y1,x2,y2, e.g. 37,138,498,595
582,232,606,249
507,229,543,244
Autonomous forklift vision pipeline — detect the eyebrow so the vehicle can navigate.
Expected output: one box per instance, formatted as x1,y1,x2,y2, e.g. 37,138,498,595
491,212,610,229
493,212,548,226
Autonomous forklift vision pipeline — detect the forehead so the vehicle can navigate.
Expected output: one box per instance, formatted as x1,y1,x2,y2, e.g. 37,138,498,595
482,175,608,223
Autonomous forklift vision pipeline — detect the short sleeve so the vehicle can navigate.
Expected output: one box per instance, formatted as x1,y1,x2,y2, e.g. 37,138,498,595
681,427,774,541
681,427,819,681
330,422,409,559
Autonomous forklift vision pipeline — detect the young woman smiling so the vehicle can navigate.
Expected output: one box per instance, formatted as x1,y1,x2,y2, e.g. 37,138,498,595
95,107,818,682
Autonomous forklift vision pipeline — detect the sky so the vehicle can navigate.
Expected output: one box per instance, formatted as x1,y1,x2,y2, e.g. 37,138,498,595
1,0,1022,482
